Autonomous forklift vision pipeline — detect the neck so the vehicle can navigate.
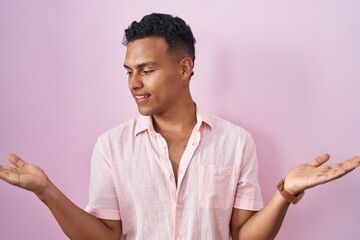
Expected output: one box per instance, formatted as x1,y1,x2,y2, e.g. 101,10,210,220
152,100,197,134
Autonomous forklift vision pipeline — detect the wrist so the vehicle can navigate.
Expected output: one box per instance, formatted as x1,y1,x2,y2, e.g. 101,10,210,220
277,179,305,204
283,179,300,195
35,178,56,202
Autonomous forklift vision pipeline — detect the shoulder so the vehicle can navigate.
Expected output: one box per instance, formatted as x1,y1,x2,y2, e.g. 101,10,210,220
205,113,253,140
96,117,138,145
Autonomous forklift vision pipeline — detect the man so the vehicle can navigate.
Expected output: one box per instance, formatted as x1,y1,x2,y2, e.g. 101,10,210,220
0,13,359,240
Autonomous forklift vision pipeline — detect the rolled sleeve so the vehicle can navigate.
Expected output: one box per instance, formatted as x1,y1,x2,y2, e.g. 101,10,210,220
85,136,121,220
233,133,264,211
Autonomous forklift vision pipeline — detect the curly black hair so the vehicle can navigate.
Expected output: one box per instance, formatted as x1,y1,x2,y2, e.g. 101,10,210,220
122,13,196,64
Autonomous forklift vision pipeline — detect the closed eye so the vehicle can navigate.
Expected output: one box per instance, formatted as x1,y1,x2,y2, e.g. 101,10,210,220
143,70,155,75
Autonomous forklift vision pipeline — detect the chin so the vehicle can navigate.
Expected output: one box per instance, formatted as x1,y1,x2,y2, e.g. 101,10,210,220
137,107,153,116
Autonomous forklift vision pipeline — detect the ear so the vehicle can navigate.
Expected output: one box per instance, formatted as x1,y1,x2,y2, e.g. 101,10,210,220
179,57,194,80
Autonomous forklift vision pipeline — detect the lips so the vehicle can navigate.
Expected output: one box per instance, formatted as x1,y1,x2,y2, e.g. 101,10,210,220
134,94,151,104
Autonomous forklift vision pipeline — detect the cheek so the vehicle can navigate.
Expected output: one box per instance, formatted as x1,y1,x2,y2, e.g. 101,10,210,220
146,70,182,95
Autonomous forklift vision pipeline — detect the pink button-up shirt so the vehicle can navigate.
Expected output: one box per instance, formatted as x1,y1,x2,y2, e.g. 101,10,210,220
85,110,263,240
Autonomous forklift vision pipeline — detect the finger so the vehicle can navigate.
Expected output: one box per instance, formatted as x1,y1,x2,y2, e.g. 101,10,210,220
338,156,360,171
327,156,360,172
0,166,20,185
7,153,27,168
307,153,330,167
0,166,13,181
353,156,360,167
0,170,8,180
315,156,360,182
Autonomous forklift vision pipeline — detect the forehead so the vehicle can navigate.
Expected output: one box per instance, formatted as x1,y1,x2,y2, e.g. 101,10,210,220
124,37,171,67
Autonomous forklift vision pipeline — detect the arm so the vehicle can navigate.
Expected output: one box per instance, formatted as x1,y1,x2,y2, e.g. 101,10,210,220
230,153,360,240
0,154,122,240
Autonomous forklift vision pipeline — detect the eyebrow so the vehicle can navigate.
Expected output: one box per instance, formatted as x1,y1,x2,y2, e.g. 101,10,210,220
123,62,158,70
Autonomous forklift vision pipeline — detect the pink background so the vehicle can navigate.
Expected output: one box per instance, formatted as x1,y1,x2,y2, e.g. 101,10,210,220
1,1,359,239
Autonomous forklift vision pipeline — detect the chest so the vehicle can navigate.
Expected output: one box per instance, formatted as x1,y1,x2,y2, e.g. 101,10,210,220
164,135,191,182
111,127,244,188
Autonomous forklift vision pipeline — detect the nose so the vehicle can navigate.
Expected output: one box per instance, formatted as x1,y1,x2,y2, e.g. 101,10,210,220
128,73,143,90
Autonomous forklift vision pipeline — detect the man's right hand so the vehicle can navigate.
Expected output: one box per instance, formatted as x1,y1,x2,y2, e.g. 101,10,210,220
1,153,122,239
0,153,49,195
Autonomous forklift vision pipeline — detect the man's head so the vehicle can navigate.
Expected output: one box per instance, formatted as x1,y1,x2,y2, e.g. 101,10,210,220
122,13,196,77
123,13,197,117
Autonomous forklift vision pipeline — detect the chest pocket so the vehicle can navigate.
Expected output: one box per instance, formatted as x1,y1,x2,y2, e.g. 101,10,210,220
198,165,236,209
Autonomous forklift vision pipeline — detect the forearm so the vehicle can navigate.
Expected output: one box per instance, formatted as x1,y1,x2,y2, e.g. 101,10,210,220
236,191,291,240
36,179,119,240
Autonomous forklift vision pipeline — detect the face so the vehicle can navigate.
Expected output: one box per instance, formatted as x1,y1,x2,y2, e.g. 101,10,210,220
124,37,192,117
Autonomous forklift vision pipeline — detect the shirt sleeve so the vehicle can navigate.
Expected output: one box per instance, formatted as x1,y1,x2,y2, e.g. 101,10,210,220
85,136,121,220
233,132,264,211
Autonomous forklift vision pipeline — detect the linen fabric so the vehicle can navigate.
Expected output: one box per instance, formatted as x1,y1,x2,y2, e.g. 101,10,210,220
85,109,263,240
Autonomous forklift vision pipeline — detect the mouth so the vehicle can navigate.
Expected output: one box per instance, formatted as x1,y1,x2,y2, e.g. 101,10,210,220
134,94,151,104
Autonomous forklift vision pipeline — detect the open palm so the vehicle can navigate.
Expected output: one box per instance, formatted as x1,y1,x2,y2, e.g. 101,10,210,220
0,154,48,194
284,153,360,195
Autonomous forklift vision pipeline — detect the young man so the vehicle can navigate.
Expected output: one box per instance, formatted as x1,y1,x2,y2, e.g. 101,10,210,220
0,13,359,240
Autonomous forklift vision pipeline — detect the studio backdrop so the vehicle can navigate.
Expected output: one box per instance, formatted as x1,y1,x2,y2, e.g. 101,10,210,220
0,1,359,239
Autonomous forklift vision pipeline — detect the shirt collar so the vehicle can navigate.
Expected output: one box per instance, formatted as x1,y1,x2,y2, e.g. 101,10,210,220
134,108,213,137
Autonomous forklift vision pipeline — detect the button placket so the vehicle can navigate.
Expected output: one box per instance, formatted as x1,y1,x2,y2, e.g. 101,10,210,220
177,133,201,189
155,134,176,188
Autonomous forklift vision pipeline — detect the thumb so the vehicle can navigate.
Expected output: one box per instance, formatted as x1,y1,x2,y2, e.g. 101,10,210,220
7,153,28,168
307,153,330,167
